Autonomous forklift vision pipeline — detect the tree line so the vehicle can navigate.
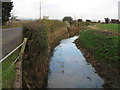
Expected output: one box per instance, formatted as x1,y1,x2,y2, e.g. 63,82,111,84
63,16,120,24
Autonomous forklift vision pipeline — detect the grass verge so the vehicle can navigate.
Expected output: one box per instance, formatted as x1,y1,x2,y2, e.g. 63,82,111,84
2,50,19,88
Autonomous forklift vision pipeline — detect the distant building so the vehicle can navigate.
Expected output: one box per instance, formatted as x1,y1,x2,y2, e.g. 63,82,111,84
43,16,49,19
110,19,119,24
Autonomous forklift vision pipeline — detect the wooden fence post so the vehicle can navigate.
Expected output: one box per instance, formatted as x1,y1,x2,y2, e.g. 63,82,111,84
17,38,27,88
13,38,27,88
20,38,28,56
13,38,27,89
20,38,27,88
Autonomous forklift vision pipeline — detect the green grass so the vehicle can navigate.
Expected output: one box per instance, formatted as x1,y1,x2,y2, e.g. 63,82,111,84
2,50,19,88
96,24,119,32
78,28,119,63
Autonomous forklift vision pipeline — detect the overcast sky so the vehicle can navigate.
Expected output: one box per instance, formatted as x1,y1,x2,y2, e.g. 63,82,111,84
11,0,119,21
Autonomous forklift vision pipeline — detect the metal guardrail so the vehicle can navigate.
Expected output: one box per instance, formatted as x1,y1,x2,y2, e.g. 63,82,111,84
0,42,24,63
0,38,27,69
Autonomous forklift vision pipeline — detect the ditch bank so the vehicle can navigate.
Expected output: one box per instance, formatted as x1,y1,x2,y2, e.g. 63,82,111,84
75,27,120,88
22,20,82,88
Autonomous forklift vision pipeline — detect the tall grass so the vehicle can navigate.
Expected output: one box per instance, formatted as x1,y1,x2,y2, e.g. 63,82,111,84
42,19,66,32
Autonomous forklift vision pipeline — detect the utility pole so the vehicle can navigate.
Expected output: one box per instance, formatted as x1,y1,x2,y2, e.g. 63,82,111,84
40,2,41,19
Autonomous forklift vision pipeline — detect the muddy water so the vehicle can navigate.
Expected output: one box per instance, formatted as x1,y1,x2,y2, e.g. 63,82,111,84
47,36,104,88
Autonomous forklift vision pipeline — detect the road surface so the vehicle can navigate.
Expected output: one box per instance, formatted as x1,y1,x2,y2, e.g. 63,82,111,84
1,27,23,57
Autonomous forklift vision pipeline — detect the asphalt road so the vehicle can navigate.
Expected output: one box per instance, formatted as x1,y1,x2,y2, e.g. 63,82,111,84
1,27,23,57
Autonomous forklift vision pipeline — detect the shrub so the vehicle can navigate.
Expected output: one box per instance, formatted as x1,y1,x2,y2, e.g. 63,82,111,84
23,21,48,55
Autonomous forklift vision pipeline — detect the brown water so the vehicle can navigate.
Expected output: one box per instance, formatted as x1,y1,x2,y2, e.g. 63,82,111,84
47,36,104,88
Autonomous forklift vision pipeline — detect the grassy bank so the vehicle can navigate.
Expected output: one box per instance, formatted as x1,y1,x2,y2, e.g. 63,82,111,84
2,50,19,88
76,27,120,88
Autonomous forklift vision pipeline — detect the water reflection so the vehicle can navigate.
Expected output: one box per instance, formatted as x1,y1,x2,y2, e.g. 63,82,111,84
48,36,104,88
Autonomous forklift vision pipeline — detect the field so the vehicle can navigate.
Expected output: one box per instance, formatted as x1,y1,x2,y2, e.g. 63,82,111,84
2,21,33,29
96,24,119,32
